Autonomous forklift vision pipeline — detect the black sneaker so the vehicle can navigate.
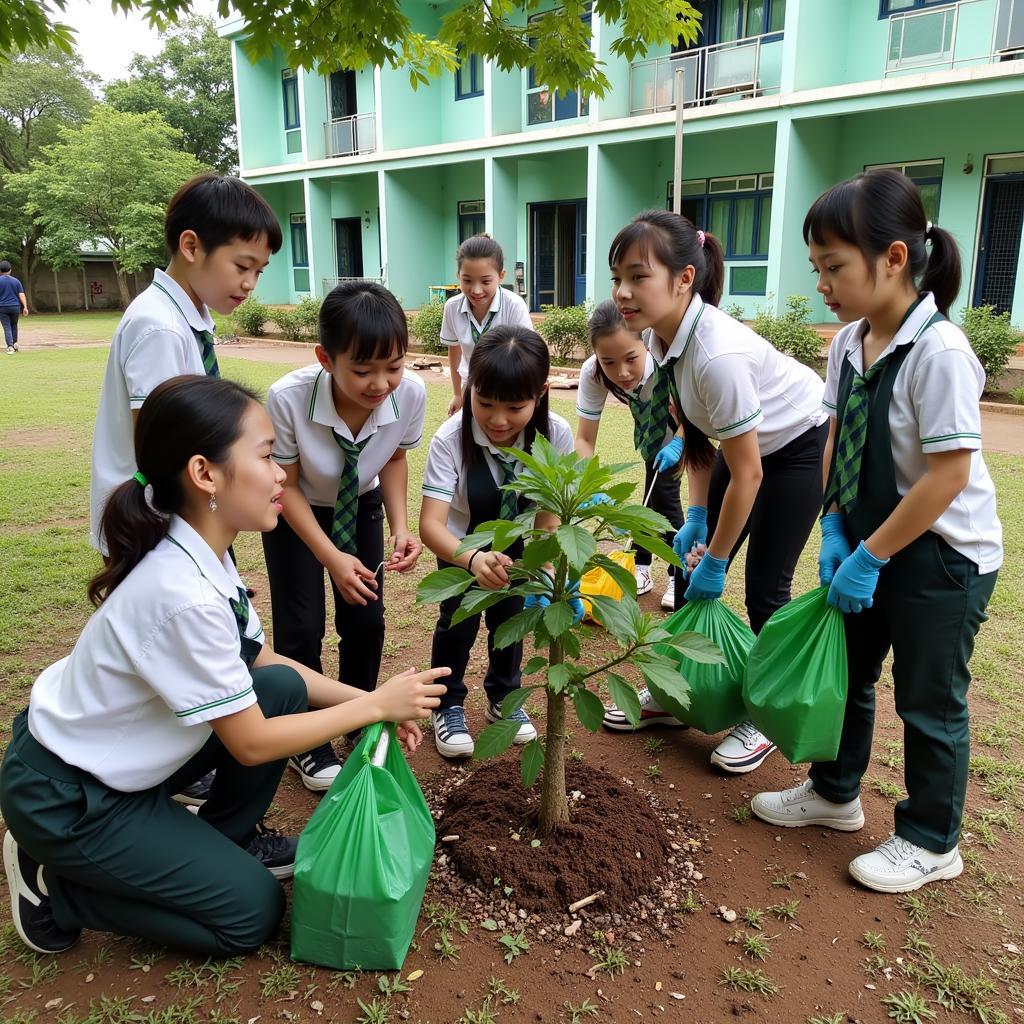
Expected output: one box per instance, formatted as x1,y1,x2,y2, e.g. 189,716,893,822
246,822,298,879
3,832,81,954
172,769,216,807
288,742,341,792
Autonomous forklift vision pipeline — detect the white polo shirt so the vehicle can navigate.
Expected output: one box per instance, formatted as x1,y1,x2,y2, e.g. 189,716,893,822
440,288,534,384
267,364,426,507
90,269,216,553
575,352,656,423
824,292,1003,574
646,295,827,457
28,517,263,792
421,412,575,539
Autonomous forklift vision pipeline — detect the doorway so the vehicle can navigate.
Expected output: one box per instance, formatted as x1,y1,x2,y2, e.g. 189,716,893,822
333,218,364,279
528,199,586,310
974,159,1024,315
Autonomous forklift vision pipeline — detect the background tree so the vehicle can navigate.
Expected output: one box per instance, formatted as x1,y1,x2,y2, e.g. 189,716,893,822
10,106,201,308
106,16,237,173
0,45,97,304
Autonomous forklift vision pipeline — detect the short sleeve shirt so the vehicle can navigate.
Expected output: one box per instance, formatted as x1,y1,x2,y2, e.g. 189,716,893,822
267,364,426,506
28,516,263,791
90,269,216,552
824,292,1003,573
421,412,575,539
0,275,25,306
440,289,534,383
575,352,656,424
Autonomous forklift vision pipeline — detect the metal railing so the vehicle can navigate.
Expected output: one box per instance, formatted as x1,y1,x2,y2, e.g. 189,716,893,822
322,112,376,158
629,33,783,115
321,274,385,294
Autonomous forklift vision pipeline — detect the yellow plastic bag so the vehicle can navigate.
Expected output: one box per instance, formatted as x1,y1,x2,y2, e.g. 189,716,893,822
580,549,635,622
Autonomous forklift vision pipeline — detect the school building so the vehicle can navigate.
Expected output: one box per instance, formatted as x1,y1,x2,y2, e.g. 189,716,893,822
220,0,1024,323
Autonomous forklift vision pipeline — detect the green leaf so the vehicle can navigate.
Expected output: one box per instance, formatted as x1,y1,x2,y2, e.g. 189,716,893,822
632,533,681,568
547,664,572,694
417,567,474,604
587,595,636,644
560,628,581,660
658,630,727,665
473,719,522,759
521,535,560,570
493,606,543,650
638,657,691,706
589,554,638,599
572,687,606,732
481,918,499,931
500,686,539,718
523,656,547,675
449,588,510,626
454,529,495,557
604,480,637,503
554,524,597,571
520,740,544,787
606,672,642,728
543,600,575,638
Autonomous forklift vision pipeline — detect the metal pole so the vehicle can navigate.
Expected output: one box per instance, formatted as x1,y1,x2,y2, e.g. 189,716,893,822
672,67,685,215
53,268,61,313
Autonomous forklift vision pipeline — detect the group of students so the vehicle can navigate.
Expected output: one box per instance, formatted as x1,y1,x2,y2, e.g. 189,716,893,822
0,166,1001,961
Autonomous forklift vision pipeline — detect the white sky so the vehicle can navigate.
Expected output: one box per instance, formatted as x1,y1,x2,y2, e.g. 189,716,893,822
61,0,222,84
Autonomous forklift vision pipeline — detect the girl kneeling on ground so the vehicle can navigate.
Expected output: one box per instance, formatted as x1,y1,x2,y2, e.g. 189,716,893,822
0,375,447,956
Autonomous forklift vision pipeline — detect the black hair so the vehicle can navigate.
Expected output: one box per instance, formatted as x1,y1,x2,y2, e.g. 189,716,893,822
164,173,283,257
318,280,409,361
89,375,261,606
461,325,550,471
803,168,961,316
456,234,504,273
588,299,640,405
0,261,11,274
609,209,724,307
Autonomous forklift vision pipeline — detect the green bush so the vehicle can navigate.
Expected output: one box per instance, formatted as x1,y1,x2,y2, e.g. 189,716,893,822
961,304,1023,390
538,302,592,364
409,299,447,355
722,302,745,320
271,307,309,342
296,296,322,336
233,297,269,338
1010,386,1024,406
751,295,824,367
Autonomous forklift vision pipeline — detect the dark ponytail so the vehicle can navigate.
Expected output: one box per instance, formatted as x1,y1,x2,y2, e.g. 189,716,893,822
803,168,962,316
461,325,550,471
456,233,504,273
89,375,261,606
609,209,724,307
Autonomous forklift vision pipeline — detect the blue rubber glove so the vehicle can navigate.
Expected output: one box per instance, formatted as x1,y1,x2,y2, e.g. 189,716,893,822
567,578,585,625
818,513,852,587
652,436,684,473
580,492,612,511
525,587,584,624
524,593,550,612
673,506,708,562
683,551,728,601
827,541,888,614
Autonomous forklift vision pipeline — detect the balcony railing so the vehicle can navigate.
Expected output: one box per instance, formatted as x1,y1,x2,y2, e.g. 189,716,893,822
322,273,385,294
323,113,376,158
885,0,1024,75
629,33,783,115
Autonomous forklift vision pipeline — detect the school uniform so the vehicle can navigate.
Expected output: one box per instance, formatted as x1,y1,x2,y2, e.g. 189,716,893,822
440,288,534,385
808,293,1002,854
0,516,307,954
576,353,684,567
262,365,426,691
90,269,219,553
647,296,829,632
423,411,575,709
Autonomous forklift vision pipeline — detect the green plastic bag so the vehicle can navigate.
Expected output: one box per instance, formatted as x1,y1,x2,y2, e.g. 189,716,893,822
650,599,755,734
742,586,849,764
290,722,435,970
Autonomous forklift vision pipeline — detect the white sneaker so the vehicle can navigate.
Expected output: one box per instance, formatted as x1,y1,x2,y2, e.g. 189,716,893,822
635,566,653,596
849,835,962,893
485,702,537,744
288,742,342,792
660,584,675,610
4,347,12,355
433,706,474,759
603,686,686,731
711,721,776,774
751,779,865,831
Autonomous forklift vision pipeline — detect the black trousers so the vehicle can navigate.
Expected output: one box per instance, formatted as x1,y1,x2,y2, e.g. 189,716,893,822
635,460,684,569
0,306,19,346
262,490,386,692
431,560,524,710
675,422,827,634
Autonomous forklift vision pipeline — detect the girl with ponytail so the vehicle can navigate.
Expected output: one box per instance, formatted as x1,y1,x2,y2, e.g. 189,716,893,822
1,375,447,958
752,169,1002,897
602,210,829,775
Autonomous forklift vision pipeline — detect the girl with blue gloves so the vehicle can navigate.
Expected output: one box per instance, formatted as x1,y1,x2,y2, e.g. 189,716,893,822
752,170,1002,894
602,210,828,774
574,300,685,610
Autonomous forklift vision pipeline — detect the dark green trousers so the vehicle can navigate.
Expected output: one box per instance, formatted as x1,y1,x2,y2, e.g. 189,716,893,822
809,533,996,854
0,664,307,955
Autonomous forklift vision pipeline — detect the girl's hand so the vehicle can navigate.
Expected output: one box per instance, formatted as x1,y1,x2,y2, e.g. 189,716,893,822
328,552,379,605
448,393,463,416
375,666,449,723
396,720,424,754
387,531,422,573
472,550,512,590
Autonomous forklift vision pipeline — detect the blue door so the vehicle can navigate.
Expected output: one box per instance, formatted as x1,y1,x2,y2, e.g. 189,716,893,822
529,199,587,311
974,175,1024,315
574,199,587,305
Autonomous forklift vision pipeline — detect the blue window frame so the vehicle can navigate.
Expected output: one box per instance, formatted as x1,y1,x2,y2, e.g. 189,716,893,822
668,174,774,259
865,160,943,223
458,200,486,242
282,70,300,130
290,214,308,268
718,0,786,42
455,49,483,100
526,6,592,124
879,0,954,17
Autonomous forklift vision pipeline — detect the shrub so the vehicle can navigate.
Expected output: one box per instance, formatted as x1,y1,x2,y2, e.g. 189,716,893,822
751,295,824,367
271,307,309,342
1010,386,1024,406
233,296,269,338
409,300,448,355
296,296,322,336
722,302,745,320
538,302,592,364
961,305,1023,390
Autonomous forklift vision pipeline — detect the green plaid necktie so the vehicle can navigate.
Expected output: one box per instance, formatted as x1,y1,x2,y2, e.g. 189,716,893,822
638,357,678,463
228,585,261,669
197,329,220,378
470,306,499,345
494,453,520,521
627,389,650,452
331,433,371,553
827,355,890,511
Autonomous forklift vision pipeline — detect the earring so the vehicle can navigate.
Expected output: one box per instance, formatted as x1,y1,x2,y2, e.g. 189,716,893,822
209,492,218,512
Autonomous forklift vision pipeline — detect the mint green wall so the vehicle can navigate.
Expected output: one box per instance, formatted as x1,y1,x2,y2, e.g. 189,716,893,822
594,18,632,122
442,90,485,143
379,5,443,150
301,69,327,162
329,175,382,281
790,1,849,90
305,178,331,298
487,157,519,259
382,167,446,306
250,183,292,303
235,43,285,170
439,162,485,277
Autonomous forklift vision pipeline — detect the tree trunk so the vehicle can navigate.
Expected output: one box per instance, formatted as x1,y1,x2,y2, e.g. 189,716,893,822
538,641,570,834
113,266,132,310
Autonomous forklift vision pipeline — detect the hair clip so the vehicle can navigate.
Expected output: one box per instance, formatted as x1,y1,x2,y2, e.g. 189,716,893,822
696,229,706,247
925,221,934,238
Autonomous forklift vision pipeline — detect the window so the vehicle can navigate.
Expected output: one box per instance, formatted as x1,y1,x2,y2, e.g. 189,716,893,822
455,49,483,100
458,200,486,242
865,160,943,223
667,173,773,259
282,69,302,154
526,6,592,125
879,0,954,16
718,0,786,41
290,214,309,292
